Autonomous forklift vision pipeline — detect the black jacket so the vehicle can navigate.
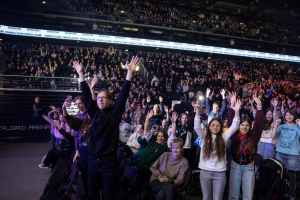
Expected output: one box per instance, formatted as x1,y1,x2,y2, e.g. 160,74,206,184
81,80,130,158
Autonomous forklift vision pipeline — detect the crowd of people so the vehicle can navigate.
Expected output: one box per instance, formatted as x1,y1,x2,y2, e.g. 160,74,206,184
3,39,300,199
32,50,300,200
64,0,300,44
4,43,143,90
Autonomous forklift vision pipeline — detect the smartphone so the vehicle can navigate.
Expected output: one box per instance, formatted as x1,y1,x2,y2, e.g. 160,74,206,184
152,125,157,130
176,101,181,104
67,95,72,102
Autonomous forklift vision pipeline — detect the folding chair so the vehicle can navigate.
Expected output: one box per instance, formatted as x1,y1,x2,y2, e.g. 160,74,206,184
119,166,138,200
119,158,131,181
117,151,127,168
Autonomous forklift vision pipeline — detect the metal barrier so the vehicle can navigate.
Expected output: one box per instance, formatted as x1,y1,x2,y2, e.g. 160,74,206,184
0,74,108,91
0,74,146,92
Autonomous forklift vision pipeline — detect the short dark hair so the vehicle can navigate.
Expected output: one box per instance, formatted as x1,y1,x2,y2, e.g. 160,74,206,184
98,89,113,100
284,109,297,123
35,96,40,99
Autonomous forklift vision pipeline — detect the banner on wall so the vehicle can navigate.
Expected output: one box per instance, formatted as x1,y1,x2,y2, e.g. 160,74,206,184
0,117,50,142
0,24,300,62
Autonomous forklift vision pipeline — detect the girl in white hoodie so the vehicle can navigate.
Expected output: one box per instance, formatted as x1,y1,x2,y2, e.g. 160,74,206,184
194,94,241,200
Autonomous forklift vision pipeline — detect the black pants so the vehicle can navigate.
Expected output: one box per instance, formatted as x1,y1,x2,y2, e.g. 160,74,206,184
79,145,89,197
150,179,175,200
87,155,119,200
43,148,68,170
136,167,152,194
122,145,134,157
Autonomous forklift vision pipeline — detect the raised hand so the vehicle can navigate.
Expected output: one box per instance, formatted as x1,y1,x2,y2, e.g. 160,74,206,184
206,88,211,97
220,89,226,97
275,119,281,126
169,111,178,124
229,92,236,107
72,61,84,74
253,93,262,109
191,101,196,107
146,110,154,120
159,96,163,102
49,105,56,110
126,56,140,73
232,99,242,111
271,99,278,108
62,99,71,108
164,106,168,113
288,99,291,105
282,100,286,105
88,76,98,90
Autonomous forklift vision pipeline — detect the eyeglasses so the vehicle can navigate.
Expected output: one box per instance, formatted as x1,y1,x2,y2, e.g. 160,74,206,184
97,96,109,100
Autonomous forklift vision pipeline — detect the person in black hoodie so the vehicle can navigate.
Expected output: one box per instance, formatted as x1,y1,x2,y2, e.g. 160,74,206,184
72,56,140,200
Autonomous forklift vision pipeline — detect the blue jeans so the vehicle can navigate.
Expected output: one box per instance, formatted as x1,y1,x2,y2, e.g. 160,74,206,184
275,151,300,171
228,161,255,200
129,153,142,162
200,170,226,200
51,134,56,149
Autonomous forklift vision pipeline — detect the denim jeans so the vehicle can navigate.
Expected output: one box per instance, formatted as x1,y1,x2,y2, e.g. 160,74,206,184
51,134,56,149
129,153,142,162
257,141,275,161
200,169,226,200
228,161,255,200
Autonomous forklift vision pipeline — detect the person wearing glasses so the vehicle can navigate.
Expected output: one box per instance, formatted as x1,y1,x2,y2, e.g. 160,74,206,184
73,56,140,200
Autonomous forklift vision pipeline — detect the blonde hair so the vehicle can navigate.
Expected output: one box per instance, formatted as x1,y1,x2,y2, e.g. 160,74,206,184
171,138,184,149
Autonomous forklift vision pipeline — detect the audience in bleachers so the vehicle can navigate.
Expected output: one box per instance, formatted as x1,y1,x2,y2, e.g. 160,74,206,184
3,40,300,199
64,0,300,44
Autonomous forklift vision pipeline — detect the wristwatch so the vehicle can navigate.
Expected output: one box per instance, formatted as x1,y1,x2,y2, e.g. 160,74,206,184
168,178,174,185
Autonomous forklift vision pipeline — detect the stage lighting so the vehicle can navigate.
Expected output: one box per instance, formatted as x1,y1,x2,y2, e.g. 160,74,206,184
42,1,46,4
125,49,128,52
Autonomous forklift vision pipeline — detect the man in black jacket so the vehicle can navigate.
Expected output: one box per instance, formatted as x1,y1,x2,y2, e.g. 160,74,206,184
73,56,140,200
33,96,43,116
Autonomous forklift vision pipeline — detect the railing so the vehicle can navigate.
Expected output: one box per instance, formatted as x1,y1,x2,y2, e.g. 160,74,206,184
0,74,143,92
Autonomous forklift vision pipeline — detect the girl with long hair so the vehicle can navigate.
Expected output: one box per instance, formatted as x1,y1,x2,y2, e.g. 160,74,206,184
255,98,278,161
272,109,300,200
194,95,241,200
228,93,264,200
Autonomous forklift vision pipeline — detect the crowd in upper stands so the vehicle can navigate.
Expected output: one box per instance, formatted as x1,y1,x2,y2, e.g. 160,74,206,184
64,0,300,44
